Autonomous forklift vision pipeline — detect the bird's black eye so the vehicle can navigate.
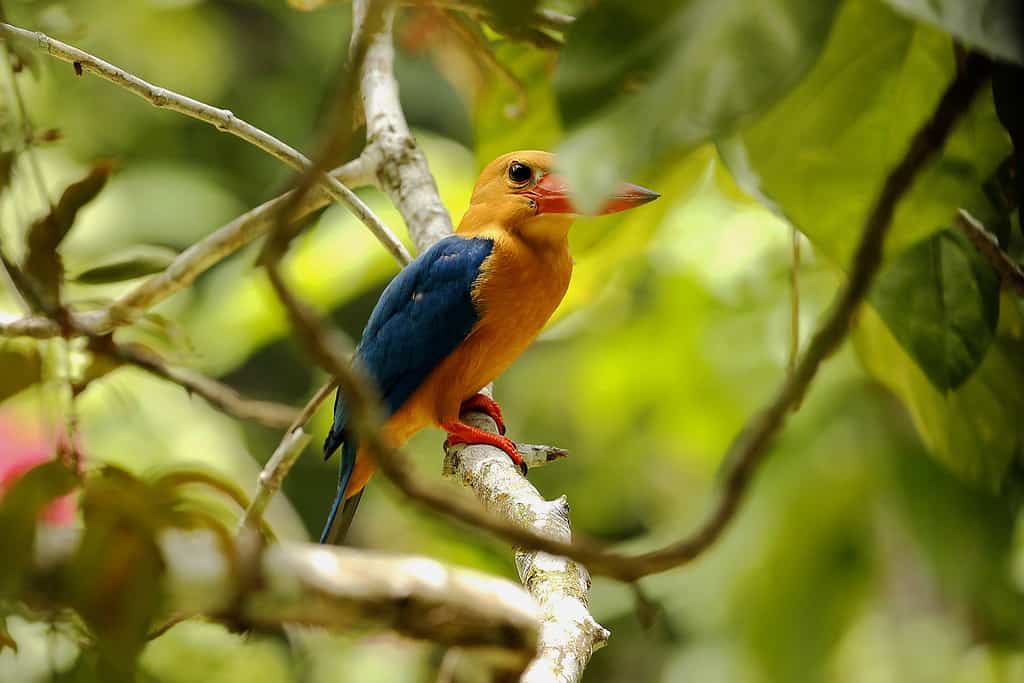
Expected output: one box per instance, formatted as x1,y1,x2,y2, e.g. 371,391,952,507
508,161,532,184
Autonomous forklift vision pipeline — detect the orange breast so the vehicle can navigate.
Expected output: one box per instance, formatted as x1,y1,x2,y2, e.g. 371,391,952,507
398,230,572,428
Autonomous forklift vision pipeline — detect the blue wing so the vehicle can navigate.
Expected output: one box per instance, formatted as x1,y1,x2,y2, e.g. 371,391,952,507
320,235,494,543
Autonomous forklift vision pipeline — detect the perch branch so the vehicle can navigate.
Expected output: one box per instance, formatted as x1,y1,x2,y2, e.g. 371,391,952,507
30,527,540,655
955,208,1024,296
0,22,410,264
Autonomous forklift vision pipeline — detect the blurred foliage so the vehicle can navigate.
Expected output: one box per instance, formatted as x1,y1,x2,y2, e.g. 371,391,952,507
0,0,1023,681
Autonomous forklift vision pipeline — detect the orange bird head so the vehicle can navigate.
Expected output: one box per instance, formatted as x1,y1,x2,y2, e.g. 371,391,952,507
458,150,659,244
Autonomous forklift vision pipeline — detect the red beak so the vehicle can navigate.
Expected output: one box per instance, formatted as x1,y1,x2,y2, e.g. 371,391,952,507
526,174,660,216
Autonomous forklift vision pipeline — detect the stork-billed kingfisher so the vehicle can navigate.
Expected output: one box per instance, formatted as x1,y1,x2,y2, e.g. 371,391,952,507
321,150,658,543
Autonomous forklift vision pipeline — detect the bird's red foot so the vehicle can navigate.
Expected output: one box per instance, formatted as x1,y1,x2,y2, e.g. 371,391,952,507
442,421,527,475
459,393,506,435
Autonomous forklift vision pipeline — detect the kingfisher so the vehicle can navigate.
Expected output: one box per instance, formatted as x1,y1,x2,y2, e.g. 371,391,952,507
320,150,658,544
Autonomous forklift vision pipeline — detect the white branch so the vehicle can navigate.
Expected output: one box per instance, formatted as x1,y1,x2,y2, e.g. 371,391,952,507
0,22,410,265
353,0,453,251
346,6,607,678
32,527,539,655
444,411,609,683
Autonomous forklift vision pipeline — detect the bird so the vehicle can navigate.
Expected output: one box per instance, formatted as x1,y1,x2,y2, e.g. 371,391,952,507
320,150,658,544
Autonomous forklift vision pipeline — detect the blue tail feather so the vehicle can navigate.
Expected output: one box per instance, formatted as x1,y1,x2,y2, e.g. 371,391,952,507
320,439,358,544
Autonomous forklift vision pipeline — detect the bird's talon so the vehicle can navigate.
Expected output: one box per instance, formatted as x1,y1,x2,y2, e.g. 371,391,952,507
459,393,507,435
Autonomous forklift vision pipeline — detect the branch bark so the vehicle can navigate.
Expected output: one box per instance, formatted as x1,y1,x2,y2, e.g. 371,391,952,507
31,527,540,655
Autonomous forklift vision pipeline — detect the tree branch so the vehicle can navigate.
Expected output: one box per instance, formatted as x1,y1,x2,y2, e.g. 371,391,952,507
95,339,300,430
354,0,453,250
0,22,410,264
955,208,1024,296
30,527,540,655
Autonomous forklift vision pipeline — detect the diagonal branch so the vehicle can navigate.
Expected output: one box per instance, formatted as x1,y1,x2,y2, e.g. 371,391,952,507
955,208,1024,296
0,22,410,265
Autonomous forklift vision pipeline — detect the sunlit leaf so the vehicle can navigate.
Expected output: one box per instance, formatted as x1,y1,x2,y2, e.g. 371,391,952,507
0,345,43,404
729,0,1011,264
871,229,1000,391
881,0,1024,64
72,245,178,284
555,0,842,210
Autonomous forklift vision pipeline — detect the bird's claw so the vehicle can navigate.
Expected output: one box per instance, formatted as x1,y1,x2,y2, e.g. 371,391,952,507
443,422,527,477
459,393,506,435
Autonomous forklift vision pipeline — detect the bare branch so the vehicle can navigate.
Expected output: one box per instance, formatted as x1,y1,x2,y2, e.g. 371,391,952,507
0,22,410,265
95,339,300,429
238,428,313,534
955,208,1024,296
239,380,337,534
31,527,540,654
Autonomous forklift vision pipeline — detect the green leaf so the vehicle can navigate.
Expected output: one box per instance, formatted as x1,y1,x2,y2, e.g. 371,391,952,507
871,229,1000,391
0,461,79,598
0,345,43,404
555,0,842,211
853,303,1024,488
71,245,178,284
881,0,1024,64
23,161,114,312
729,0,1011,265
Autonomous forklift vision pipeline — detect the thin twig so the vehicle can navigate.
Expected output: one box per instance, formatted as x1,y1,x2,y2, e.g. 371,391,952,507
238,429,313,534
955,208,1024,296
238,380,338,534
0,22,410,265
96,339,300,429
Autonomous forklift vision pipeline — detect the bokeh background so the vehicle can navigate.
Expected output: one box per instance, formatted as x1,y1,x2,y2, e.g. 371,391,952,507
1,0,1023,681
